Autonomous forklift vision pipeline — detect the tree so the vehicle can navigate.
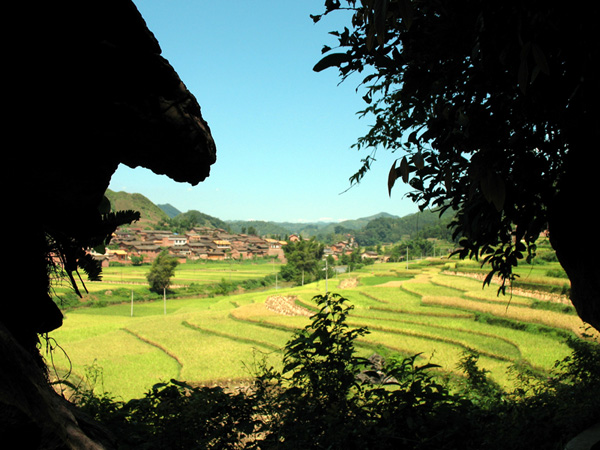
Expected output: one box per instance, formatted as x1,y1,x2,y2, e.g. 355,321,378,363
282,238,325,285
146,250,180,293
130,255,144,266
312,1,600,331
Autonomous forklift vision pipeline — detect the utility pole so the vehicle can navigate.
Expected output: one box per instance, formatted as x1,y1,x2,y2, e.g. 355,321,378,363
272,257,279,290
131,290,133,317
325,258,329,294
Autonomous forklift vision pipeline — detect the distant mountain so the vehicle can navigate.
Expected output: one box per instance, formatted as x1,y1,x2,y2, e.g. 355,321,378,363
226,213,400,238
226,212,414,239
317,212,400,235
105,189,169,226
170,210,230,230
352,210,454,245
105,190,228,230
106,189,453,243
158,203,182,219
227,220,292,237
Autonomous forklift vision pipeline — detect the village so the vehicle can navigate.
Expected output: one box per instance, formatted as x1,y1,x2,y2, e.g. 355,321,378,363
98,226,378,267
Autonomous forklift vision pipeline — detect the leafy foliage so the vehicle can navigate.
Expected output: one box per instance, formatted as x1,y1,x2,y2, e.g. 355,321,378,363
386,237,436,261
281,238,325,285
48,195,140,297
260,294,370,448
146,249,180,293
77,380,259,450
163,209,230,233
353,212,454,246
311,1,599,301
255,293,470,449
105,189,167,224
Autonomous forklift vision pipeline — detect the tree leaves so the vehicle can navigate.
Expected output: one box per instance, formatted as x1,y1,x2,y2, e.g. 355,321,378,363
387,154,422,196
480,170,506,212
146,249,180,292
313,52,351,72
518,41,550,93
281,238,325,285
387,159,399,196
365,0,389,50
312,1,582,303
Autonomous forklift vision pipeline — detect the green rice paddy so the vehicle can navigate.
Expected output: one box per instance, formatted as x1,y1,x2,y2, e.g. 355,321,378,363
46,260,594,401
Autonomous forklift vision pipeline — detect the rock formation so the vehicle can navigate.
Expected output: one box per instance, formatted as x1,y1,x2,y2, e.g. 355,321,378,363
3,1,216,447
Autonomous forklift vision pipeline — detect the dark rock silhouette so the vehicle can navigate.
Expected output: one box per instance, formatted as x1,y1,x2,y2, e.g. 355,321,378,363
3,1,216,447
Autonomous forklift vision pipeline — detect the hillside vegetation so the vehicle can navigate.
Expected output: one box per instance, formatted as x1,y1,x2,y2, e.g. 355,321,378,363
105,189,454,245
105,189,170,227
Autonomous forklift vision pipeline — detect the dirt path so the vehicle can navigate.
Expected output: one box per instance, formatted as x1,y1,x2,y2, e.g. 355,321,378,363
264,295,312,316
339,278,359,289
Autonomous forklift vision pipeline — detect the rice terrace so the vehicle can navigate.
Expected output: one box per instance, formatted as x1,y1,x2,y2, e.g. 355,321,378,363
46,256,596,402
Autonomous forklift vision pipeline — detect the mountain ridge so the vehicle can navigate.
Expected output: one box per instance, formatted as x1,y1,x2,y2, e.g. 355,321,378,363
106,189,451,241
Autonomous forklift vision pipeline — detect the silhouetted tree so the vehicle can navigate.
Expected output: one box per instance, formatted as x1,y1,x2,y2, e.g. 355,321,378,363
313,0,600,330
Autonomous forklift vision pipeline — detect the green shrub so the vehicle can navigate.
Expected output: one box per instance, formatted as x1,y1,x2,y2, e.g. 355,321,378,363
77,380,258,450
256,293,370,449
254,293,472,450
545,268,567,278
53,291,82,309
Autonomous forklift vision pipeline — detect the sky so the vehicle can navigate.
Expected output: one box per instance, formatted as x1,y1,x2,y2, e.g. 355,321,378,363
108,0,419,223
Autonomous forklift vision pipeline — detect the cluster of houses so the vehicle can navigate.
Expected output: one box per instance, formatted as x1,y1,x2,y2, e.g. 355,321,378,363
97,226,368,266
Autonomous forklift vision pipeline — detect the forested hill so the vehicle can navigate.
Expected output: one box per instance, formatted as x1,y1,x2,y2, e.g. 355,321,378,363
350,212,454,245
105,189,170,226
105,189,454,243
105,190,229,230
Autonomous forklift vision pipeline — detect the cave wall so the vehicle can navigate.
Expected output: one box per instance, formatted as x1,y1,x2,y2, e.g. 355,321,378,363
3,1,216,447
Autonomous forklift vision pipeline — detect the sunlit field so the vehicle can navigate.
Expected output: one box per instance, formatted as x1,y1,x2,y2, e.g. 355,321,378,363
46,259,595,401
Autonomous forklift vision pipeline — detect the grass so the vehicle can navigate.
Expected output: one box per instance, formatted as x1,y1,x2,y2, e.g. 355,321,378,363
45,259,591,401
51,258,283,308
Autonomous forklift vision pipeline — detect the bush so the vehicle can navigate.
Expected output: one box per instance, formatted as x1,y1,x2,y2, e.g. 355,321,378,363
78,380,259,450
53,291,82,309
256,293,370,449
254,293,471,450
545,268,568,278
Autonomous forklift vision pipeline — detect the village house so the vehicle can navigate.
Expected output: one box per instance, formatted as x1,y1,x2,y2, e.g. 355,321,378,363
128,243,163,262
361,250,379,261
205,248,227,260
107,249,129,263
167,235,188,246
139,230,171,243
264,238,287,261
213,239,232,251
104,225,304,265
113,228,136,241
230,246,251,260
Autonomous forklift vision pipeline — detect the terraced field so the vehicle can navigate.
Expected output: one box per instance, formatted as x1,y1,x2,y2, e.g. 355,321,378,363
50,259,280,299
46,261,594,401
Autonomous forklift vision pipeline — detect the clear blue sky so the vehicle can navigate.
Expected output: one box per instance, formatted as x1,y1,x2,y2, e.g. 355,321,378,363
108,0,418,223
